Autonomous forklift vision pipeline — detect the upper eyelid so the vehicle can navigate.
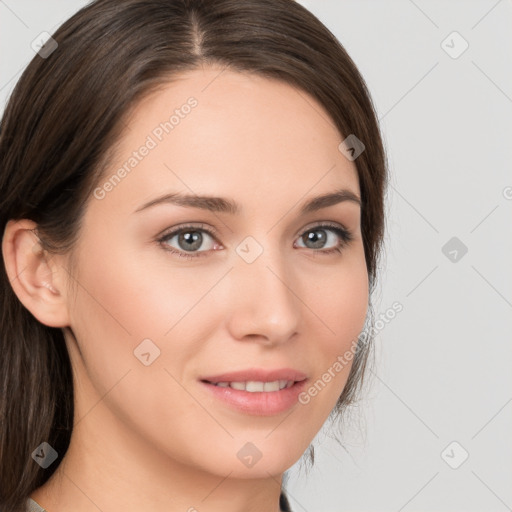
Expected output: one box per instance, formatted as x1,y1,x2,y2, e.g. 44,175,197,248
158,223,218,240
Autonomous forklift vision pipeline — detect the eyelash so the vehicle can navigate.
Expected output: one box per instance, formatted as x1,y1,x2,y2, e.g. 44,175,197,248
156,222,354,260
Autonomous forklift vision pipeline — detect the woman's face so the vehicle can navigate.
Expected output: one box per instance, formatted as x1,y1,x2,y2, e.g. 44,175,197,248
61,66,368,478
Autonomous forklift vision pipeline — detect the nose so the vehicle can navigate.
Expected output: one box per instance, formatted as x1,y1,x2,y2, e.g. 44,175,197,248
224,248,301,346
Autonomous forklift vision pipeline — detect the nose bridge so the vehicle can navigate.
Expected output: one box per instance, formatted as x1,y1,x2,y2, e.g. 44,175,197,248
226,234,301,342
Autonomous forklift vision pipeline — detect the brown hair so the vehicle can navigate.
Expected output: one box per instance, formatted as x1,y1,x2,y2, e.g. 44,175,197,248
0,0,388,509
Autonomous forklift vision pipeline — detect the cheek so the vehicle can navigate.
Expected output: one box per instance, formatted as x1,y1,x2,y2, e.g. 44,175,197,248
300,249,369,401
70,241,195,340
308,249,369,348
331,267,368,345
66,244,210,441
66,242,172,390
67,239,220,397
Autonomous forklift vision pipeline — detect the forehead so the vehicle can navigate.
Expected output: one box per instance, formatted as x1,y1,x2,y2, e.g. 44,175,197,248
93,66,360,217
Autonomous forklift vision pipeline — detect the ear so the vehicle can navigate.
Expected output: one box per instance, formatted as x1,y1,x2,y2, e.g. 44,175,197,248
2,219,71,328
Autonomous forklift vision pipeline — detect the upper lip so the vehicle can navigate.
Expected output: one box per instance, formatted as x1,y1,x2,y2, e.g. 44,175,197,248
200,368,308,384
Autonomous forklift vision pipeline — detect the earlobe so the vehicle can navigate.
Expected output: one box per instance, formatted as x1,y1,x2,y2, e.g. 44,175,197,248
2,219,70,328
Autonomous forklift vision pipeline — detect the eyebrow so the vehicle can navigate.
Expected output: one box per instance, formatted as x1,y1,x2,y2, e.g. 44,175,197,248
134,188,361,215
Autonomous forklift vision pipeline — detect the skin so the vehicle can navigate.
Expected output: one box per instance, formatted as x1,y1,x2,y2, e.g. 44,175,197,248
3,66,368,512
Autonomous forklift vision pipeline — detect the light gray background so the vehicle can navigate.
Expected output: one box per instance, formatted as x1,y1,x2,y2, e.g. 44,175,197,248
1,1,511,511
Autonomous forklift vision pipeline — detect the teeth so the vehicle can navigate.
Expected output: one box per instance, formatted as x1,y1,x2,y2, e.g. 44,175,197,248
231,381,247,391
213,380,295,392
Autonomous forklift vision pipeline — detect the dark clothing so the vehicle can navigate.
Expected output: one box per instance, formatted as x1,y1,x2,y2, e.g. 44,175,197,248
280,490,293,511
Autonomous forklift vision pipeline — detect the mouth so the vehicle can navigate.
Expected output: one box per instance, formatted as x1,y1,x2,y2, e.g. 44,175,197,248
199,377,309,416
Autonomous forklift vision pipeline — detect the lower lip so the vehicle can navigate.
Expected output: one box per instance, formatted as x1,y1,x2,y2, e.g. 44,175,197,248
200,379,308,416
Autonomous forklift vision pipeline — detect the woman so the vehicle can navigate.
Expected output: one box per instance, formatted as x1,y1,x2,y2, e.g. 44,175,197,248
0,0,388,511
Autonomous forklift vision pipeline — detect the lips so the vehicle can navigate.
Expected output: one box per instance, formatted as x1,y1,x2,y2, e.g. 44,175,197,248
199,375,309,416
200,367,308,384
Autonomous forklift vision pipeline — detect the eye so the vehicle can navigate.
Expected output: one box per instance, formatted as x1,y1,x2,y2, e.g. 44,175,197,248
156,222,353,260
157,223,220,260
294,222,353,256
